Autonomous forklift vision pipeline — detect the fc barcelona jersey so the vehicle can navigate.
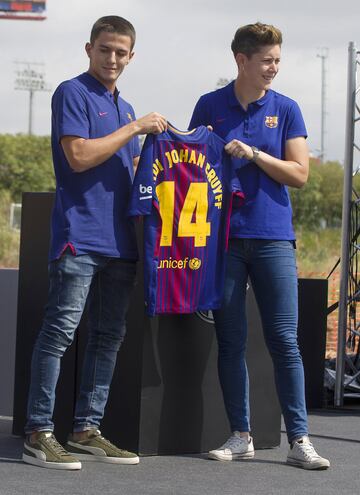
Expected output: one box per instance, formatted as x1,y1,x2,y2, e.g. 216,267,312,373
128,125,244,316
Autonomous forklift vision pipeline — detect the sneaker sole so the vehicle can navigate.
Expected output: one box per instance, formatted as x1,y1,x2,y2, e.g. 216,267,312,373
71,453,140,464
23,453,82,470
208,451,255,461
286,457,330,470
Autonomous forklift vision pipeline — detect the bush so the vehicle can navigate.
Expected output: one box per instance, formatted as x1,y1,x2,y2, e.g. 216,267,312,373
0,133,54,202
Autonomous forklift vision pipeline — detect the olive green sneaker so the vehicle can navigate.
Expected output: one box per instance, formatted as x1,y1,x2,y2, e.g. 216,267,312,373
23,431,82,470
65,429,139,465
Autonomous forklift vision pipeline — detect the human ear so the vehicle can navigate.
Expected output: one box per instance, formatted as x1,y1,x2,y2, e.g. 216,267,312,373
235,52,246,71
85,42,92,58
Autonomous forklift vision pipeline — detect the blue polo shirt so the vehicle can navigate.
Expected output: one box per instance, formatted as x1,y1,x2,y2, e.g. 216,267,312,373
50,72,140,261
189,81,307,240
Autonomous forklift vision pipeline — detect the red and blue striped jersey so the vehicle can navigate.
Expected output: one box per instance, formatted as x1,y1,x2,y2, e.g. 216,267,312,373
128,125,244,316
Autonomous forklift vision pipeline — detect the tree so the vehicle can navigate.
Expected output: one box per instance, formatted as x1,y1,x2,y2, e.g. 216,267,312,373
290,159,323,230
0,134,55,202
316,160,343,228
290,159,344,230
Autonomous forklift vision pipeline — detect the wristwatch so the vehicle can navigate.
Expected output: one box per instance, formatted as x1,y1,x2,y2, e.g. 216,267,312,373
251,146,260,163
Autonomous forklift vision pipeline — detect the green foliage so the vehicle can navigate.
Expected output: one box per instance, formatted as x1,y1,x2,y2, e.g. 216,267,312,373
0,134,54,202
290,159,344,230
290,162,322,229
0,190,20,268
316,160,344,227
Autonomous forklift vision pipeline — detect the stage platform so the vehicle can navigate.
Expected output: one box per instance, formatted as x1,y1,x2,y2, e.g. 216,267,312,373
1,408,359,495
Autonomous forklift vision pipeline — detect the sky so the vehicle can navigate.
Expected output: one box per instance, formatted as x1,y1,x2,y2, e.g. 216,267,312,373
0,0,360,163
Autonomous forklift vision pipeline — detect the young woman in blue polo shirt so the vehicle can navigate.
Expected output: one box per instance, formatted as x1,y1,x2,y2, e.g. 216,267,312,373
189,22,330,470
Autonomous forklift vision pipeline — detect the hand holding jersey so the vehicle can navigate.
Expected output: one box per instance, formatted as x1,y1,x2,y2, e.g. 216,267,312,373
224,139,253,160
132,112,168,135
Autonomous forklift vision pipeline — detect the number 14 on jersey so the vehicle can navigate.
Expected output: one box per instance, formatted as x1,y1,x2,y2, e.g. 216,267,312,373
156,181,211,247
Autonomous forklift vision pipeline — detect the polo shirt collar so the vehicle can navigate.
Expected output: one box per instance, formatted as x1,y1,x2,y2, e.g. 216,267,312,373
227,80,273,108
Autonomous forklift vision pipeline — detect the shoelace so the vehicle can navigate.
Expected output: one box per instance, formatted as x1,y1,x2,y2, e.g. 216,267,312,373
298,441,320,460
44,434,69,455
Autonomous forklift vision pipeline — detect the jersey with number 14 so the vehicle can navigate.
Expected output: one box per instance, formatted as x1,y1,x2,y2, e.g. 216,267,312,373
128,125,244,316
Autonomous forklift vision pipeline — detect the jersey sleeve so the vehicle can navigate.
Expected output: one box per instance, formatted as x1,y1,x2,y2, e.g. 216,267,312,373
127,134,156,217
285,100,308,140
51,81,90,140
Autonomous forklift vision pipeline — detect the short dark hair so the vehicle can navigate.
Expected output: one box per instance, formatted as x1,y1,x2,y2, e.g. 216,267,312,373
90,16,136,49
231,22,282,57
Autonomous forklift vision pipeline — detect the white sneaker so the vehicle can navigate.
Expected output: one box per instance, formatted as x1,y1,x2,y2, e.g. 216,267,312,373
208,432,255,461
287,436,330,470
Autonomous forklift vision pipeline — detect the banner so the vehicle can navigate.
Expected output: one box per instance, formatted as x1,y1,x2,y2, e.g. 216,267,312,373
0,1,46,19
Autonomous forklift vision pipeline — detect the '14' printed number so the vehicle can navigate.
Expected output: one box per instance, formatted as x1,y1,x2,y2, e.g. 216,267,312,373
156,181,211,247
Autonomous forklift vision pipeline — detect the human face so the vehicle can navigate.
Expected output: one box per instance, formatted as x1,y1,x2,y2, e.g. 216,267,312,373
237,44,281,93
85,31,134,92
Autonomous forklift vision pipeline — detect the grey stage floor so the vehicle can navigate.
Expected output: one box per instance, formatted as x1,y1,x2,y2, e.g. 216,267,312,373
0,409,359,495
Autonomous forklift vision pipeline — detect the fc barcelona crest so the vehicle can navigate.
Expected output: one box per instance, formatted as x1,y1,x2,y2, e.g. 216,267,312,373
265,116,278,128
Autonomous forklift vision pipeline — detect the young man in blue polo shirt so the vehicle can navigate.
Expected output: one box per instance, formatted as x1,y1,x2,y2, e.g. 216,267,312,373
190,22,330,470
22,15,167,470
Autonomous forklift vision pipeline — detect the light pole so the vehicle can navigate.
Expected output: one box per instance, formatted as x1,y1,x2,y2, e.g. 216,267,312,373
14,61,51,135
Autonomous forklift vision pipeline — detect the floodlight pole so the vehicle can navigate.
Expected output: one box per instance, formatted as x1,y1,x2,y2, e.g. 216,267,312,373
29,89,34,135
14,61,51,135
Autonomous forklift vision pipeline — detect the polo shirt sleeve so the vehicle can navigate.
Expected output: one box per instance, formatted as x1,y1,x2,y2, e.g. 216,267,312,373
52,81,90,141
189,94,211,130
286,100,308,140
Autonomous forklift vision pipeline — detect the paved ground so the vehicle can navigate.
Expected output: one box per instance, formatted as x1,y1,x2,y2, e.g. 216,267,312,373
0,409,359,495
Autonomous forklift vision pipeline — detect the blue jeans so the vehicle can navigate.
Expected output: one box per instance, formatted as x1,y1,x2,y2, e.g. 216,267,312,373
213,239,308,443
25,251,136,434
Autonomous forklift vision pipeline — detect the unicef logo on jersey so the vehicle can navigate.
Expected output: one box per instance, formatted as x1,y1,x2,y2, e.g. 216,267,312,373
189,258,201,270
158,257,202,270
